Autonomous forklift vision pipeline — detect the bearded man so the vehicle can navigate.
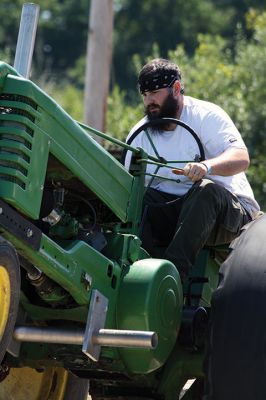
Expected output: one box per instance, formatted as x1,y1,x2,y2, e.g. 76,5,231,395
124,58,259,280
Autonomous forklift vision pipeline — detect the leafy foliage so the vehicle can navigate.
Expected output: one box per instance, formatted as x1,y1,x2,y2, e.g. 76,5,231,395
167,11,266,208
0,0,90,79
47,82,84,121
113,0,235,91
106,85,143,140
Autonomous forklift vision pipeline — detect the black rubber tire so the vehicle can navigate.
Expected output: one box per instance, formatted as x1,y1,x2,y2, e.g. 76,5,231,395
204,215,266,400
190,378,205,399
0,237,20,364
63,372,89,400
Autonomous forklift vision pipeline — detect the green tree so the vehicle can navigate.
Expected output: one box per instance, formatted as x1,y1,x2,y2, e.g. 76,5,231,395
1,0,264,94
232,11,266,207
106,85,143,140
0,0,90,79
166,11,266,208
34,0,90,78
113,0,235,94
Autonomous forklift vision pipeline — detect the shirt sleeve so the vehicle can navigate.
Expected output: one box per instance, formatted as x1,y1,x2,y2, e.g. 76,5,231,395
200,106,246,159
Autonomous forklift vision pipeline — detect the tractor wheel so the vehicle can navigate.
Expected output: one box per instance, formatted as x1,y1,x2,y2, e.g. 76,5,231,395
0,367,89,400
204,214,266,400
0,238,20,364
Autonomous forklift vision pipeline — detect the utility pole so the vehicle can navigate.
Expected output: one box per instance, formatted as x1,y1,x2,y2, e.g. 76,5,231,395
83,0,113,141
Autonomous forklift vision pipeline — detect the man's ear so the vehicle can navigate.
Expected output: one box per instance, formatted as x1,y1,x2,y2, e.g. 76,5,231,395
172,80,182,97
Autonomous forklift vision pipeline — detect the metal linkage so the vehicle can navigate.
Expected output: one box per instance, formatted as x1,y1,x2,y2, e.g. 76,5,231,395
0,199,42,250
13,326,157,349
13,326,84,345
93,329,157,349
13,289,157,362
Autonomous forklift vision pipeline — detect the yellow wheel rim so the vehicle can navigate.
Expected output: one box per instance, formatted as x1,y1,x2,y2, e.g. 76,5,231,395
0,367,68,400
0,265,11,340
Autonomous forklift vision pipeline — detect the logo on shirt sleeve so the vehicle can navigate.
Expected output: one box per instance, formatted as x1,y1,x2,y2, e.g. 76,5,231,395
228,136,237,143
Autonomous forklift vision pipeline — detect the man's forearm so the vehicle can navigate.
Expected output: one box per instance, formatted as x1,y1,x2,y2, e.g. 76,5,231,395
182,148,250,182
203,148,250,176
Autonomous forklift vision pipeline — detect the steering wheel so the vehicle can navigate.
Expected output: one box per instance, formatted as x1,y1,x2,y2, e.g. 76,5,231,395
121,117,205,165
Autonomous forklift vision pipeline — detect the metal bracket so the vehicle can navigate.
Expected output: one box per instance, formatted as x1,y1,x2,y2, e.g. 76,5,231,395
0,199,42,250
82,289,108,361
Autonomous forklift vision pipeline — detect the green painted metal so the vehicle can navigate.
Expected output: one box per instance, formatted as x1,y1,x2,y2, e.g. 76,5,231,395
20,292,88,322
0,62,144,225
0,106,50,219
0,227,121,309
156,345,204,397
117,258,183,374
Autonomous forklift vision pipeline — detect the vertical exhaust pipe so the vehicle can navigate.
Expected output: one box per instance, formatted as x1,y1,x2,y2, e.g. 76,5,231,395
14,3,40,78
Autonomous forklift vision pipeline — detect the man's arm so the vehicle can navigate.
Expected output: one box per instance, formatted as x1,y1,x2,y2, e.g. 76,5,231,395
182,148,250,182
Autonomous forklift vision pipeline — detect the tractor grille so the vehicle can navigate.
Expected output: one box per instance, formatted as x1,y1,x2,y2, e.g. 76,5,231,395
0,93,37,189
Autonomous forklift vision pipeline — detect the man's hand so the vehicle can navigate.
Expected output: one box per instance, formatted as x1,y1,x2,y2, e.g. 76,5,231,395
183,162,209,182
173,148,250,181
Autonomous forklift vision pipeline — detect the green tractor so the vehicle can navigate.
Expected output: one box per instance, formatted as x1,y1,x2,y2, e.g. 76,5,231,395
1,4,265,397
0,59,223,399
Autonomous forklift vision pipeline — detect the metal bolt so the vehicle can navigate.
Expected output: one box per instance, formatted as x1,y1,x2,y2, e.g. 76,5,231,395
26,228,33,238
84,273,92,291
84,273,92,282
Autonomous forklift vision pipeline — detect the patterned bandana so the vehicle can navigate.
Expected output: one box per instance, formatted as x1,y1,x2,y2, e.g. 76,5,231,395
138,71,180,94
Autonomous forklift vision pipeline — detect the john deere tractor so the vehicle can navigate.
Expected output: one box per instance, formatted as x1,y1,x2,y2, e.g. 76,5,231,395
1,8,266,393
0,57,225,400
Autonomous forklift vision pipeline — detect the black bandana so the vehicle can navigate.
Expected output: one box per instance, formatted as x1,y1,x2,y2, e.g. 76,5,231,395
138,71,180,94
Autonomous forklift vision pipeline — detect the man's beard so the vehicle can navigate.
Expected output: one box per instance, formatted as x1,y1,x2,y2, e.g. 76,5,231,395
145,91,179,131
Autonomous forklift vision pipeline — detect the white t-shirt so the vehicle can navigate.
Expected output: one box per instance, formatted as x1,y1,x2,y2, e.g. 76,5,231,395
125,96,260,218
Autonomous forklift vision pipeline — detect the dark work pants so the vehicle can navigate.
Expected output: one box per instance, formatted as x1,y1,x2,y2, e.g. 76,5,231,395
140,179,251,276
